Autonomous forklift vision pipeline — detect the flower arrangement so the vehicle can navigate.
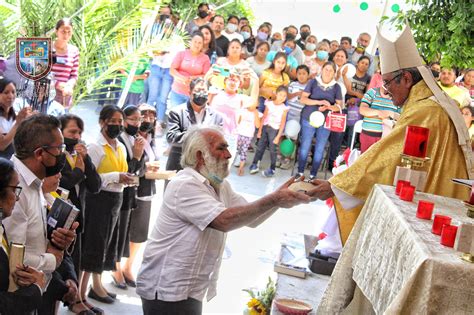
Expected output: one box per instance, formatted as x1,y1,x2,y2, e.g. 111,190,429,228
243,277,275,315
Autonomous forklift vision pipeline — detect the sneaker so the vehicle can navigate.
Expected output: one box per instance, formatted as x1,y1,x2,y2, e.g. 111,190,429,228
309,174,316,181
262,168,275,177
249,164,259,174
295,172,304,180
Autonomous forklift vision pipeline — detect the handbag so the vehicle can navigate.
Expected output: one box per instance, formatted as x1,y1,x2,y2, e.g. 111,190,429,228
324,111,347,133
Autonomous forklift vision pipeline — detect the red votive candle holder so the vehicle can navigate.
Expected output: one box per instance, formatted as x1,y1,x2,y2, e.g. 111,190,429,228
395,180,410,195
416,200,434,220
440,225,458,248
432,215,452,235
403,126,430,158
399,185,415,201
469,185,474,205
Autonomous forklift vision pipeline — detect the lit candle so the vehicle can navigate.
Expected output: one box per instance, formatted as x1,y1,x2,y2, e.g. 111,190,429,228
403,126,430,158
432,215,452,235
440,225,458,248
399,185,415,202
416,200,434,220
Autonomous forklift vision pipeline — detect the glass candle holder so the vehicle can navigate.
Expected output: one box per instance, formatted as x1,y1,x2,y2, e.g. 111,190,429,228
400,185,415,202
432,215,452,235
395,180,410,196
416,200,434,220
440,225,458,248
403,126,430,158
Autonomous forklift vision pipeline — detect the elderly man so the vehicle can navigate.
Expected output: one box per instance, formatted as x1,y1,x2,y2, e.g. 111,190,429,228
348,32,375,75
137,126,311,314
438,66,471,107
308,25,472,249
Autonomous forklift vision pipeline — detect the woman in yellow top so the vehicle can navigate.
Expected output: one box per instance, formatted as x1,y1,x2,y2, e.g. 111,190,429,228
81,105,135,304
258,52,290,112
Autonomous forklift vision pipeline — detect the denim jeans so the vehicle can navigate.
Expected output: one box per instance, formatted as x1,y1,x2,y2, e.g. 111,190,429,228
297,119,331,176
147,65,174,122
169,90,189,109
258,96,266,113
252,125,278,170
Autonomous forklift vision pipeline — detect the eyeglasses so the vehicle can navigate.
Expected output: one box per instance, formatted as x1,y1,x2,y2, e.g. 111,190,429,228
42,144,66,154
382,73,402,91
8,186,22,198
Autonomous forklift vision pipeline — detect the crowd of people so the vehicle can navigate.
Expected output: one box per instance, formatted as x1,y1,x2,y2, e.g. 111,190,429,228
0,2,473,315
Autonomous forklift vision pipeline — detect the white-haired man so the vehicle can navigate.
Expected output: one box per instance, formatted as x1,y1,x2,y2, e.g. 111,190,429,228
137,126,311,314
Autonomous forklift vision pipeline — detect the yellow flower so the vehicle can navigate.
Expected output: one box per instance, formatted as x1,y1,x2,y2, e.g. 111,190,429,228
247,298,261,308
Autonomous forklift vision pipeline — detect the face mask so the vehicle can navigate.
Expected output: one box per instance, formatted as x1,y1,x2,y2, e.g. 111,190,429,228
285,33,296,41
125,124,139,136
105,124,122,139
432,70,440,78
42,152,66,177
159,14,170,23
257,31,268,41
317,50,329,60
241,31,251,40
300,31,310,40
198,11,208,19
227,23,238,33
305,43,316,52
140,122,154,133
64,137,79,153
283,46,293,56
355,43,366,53
192,91,208,106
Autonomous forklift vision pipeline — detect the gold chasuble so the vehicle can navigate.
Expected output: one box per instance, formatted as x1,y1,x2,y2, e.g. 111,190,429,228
329,81,470,244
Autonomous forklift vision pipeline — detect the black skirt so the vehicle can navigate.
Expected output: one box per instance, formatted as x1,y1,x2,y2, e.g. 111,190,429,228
129,199,152,243
82,190,123,273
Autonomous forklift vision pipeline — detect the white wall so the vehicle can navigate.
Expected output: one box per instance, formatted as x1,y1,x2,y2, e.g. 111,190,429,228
249,0,410,52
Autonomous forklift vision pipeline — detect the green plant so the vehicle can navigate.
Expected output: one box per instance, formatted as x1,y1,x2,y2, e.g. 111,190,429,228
382,0,474,68
243,277,276,315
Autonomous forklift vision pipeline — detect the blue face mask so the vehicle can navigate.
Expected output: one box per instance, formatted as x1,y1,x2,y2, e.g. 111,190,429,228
241,31,251,40
257,31,268,41
317,50,329,60
283,46,293,56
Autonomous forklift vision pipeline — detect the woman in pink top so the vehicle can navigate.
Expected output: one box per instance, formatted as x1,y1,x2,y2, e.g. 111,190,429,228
169,32,211,108
51,18,79,108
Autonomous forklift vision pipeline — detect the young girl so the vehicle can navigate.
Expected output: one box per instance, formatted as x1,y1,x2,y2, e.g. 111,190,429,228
258,52,290,112
250,85,289,177
236,103,261,176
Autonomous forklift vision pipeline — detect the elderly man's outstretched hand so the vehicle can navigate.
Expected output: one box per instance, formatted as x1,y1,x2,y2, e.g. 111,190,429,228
274,176,312,208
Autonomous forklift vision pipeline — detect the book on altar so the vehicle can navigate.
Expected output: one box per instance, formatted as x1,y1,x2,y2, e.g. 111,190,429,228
46,198,79,240
451,178,474,188
8,243,25,292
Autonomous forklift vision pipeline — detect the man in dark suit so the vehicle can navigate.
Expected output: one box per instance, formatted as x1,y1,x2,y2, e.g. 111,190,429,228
166,78,224,172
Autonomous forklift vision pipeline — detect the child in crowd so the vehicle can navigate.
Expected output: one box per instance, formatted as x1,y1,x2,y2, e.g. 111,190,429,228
279,65,310,169
258,52,290,112
287,65,310,122
236,103,261,176
250,85,289,177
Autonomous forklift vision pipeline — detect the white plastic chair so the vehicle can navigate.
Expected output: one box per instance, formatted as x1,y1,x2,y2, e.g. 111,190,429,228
350,120,363,150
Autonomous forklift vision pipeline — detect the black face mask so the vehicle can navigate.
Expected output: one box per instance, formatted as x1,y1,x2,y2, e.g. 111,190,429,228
198,11,208,19
125,125,139,136
192,92,208,106
140,122,154,133
159,14,170,22
42,152,66,177
105,124,122,139
300,31,310,40
432,70,440,78
64,137,79,153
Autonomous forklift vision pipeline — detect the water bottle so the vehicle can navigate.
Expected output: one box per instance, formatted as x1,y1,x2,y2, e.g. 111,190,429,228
210,51,217,65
